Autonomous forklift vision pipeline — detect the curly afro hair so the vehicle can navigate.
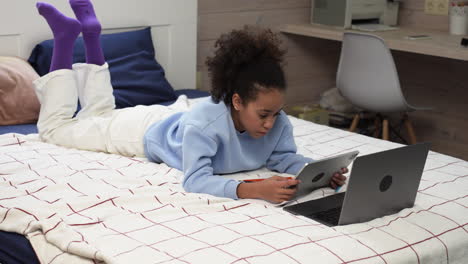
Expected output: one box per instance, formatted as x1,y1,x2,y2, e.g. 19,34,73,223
206,26,287,106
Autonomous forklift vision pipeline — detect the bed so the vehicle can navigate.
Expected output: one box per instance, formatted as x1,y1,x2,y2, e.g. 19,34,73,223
1,1,468,264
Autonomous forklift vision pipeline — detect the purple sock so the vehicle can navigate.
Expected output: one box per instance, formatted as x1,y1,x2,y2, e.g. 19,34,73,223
70,0,105,66
37,2,81,72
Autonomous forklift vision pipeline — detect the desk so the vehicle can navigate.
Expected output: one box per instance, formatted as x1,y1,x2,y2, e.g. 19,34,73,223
279,23,468,61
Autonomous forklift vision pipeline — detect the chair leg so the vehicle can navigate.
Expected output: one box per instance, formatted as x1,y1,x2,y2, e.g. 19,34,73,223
349,114,360,132
382,119,389,141
404,114,417,145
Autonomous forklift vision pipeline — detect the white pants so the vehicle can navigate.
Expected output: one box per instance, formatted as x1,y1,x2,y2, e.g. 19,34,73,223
34,63,189,157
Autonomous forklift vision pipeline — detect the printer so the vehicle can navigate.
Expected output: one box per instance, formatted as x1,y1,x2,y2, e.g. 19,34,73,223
312,0,399,29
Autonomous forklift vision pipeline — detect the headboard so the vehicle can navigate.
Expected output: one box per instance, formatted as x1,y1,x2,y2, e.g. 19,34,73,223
0,0,197,90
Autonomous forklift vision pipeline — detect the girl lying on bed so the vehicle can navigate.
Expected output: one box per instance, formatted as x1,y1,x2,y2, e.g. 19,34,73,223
35,0,347,204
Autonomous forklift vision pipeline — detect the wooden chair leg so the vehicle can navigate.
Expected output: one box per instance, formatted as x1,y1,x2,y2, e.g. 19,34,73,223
382,119,389,141
349,114,360,132
404,114,417,145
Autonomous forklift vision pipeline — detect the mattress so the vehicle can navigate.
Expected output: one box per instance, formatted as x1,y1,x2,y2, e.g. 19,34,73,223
0,98,467,263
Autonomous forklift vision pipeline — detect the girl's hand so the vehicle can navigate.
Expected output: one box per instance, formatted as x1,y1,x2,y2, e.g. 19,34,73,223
237,176,300,204
330,167,348,189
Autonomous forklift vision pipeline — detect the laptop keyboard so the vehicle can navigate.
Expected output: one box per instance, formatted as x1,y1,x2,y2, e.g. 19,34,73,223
311,207,342,226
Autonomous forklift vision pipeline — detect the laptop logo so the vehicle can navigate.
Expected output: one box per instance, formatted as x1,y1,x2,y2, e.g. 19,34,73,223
380,175,393,192
313,172,325,182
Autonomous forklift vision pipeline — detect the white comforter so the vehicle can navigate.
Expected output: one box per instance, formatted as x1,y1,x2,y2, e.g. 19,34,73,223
1,113,467,263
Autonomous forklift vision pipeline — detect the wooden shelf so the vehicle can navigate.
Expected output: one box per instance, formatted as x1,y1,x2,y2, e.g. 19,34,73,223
279,23,468,61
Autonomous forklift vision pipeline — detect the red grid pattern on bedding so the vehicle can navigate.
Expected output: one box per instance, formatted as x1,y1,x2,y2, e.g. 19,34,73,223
1,117,468,264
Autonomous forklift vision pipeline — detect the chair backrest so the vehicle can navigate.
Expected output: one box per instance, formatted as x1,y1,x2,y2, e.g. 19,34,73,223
336,32,410,113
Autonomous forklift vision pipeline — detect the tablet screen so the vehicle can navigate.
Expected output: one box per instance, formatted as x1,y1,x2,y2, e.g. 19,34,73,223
294,150,359,198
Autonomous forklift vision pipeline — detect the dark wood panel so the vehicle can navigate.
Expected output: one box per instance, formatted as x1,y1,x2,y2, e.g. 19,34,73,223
398,10,449,31
197,34,340,68
285,76,335,104
399,0,425,11
409,111,468,160
394,51,468,120
199,8,310,40
199,0,309,14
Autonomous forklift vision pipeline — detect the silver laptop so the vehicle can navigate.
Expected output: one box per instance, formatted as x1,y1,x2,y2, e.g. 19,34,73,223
284,143,430,226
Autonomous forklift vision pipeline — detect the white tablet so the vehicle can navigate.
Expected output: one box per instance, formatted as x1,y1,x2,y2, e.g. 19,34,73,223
293,150,359,199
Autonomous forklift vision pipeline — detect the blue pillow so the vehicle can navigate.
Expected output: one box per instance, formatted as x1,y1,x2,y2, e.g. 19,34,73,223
28,27,177,108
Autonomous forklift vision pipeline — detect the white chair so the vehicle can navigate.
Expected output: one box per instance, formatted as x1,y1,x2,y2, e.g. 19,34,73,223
336,32,430,144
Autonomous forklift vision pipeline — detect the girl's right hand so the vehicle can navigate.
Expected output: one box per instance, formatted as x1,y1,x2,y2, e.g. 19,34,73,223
237,176,300,203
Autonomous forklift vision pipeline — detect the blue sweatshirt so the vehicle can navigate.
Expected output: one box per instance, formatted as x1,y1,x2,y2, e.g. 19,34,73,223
143,97,312,199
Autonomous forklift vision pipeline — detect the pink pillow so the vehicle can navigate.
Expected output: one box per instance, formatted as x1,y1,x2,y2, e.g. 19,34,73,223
0,57,40,125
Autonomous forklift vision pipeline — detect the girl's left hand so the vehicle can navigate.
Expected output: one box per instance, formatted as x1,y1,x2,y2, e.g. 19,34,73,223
330,167,348,189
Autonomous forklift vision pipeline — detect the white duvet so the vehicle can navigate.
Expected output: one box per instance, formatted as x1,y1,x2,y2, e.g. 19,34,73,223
1,111,467,263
